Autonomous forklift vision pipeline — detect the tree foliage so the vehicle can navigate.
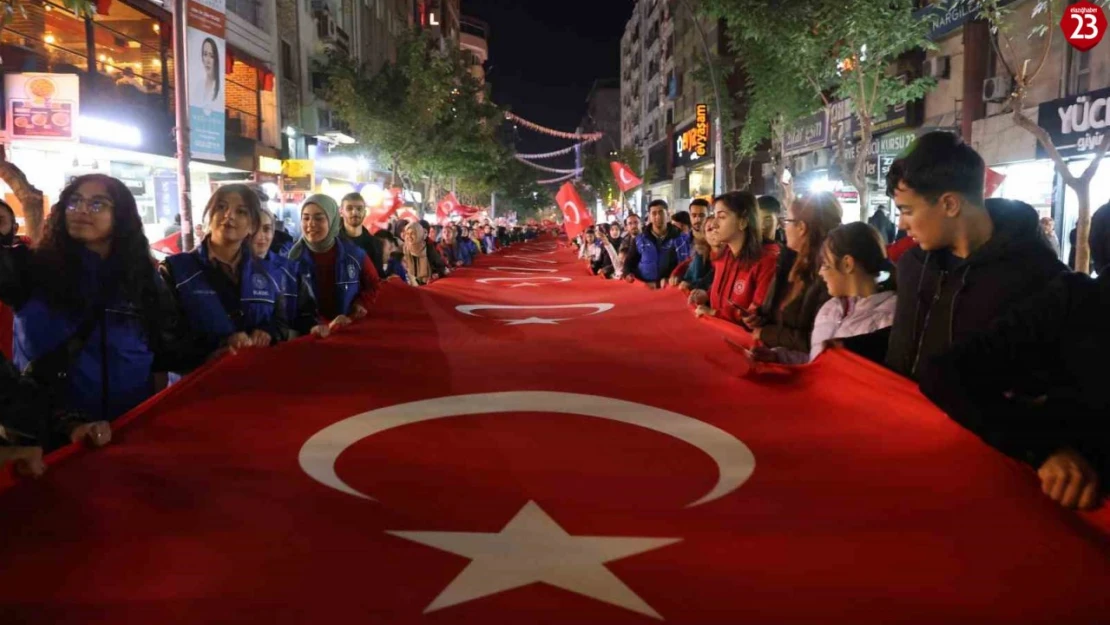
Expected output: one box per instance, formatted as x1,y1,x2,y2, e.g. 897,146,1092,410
700,0,933,216
976,0,1110,273
579,147,644,208
324,29,536,211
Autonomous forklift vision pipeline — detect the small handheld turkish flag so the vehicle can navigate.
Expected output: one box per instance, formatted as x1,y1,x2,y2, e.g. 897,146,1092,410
437,192,462,223
610,162,643,193
556,183,593,240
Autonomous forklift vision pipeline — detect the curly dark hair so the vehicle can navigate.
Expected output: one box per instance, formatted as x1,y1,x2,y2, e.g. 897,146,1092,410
33,174,160,335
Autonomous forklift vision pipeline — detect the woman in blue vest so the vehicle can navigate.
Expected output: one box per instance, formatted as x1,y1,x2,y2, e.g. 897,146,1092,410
458,226,479,266
161,184,291,364
290,194,380,329
0,174,197,448
251,208,329,338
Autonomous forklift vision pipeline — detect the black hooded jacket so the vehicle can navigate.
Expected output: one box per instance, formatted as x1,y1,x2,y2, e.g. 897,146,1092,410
920,271,1109,481
886,199,1067,380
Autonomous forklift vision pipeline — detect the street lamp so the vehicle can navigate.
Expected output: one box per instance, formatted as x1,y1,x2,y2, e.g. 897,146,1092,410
676,0,726,196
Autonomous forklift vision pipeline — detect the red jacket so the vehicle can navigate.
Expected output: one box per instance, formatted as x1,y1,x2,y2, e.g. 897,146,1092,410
0,236,30,360
710,243,780,323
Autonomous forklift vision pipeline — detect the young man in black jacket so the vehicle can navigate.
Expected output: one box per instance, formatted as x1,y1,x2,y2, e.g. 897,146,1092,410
884,131,1066,380
920,271,1108,510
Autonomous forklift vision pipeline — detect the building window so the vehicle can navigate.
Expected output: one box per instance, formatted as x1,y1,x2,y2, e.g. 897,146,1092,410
0,0,89,73
281,40,296,81
227,0,262,28
1,0,171,100
226,54,261,141
1069,48,1091,95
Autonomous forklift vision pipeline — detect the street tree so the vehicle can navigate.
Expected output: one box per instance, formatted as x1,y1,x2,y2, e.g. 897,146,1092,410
700,0,830,206
977,0,1110,273
812,0,934,219
325,29,504,211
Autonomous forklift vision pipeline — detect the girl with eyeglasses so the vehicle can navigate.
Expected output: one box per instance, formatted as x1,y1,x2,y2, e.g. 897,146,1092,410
747,192,844,363
0,174,196,449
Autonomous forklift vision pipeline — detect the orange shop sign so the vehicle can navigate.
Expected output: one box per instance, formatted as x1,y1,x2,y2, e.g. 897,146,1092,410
674,103,710,165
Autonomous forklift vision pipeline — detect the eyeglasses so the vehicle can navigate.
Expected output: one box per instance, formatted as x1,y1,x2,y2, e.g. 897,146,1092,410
65,195,114,214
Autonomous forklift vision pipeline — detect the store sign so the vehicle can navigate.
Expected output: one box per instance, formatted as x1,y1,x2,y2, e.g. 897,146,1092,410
1035,86,1110,160
674,104,711,165
784,110,828,155
914,0,1017,40
187,0,227,161
4,73,79,142
258,155,283,175
282,159,315,193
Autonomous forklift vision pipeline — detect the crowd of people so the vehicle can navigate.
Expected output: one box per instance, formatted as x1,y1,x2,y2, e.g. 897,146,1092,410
1,130,1107,514
571,131,1109,512
0,179,538,475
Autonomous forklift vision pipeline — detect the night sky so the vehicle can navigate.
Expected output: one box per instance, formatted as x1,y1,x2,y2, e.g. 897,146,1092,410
464,0,634,171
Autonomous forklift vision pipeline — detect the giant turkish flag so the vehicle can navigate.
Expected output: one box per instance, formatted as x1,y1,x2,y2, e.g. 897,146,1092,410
1,237,1109,623
556,182,593,240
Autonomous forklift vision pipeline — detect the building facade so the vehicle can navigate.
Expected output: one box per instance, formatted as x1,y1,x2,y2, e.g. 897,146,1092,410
579,78,621,161
621,0,675,211
922,0,1108,260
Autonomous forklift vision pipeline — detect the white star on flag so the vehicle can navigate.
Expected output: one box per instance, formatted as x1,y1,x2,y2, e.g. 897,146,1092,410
389,501,680,618
502,316,561,325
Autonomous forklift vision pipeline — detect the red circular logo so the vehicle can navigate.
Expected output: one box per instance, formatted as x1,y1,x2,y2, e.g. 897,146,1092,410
1061,1,1107,52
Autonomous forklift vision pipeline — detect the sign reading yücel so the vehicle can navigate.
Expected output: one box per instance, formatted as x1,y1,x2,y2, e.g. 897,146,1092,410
674,104,711,165
187,0,227,162
1035,86,1109,160
4,73,79,142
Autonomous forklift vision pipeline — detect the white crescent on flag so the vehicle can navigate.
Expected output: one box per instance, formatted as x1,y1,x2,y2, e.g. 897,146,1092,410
619,168,633,185
562,201,580,224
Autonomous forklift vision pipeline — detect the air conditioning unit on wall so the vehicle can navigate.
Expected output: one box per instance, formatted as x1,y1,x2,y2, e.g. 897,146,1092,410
982,76,1013,103
923,56,951,80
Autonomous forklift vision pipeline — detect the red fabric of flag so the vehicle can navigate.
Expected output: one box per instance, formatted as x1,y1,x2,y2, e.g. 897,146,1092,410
2,238,1108,624
556,182,593,240
610,161,643,192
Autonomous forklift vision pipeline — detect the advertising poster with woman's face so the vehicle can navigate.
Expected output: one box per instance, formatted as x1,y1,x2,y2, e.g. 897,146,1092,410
186,0,226,161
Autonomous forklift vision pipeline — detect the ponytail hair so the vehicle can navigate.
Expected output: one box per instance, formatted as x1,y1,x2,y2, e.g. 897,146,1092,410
712,191,763,264
788,192,842,284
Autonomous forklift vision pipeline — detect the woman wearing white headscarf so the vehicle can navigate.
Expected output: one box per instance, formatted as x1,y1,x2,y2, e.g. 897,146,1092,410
290,194,380,328
402,221,447,286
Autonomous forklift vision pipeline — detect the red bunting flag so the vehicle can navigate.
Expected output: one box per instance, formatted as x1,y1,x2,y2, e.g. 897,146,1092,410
610,161,643,193
556,182,594,240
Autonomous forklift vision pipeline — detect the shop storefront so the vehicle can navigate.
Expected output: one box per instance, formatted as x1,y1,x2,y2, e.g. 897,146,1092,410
2,137,247,243
671,104,714,209
1036,86,1110,263
784,100,921,223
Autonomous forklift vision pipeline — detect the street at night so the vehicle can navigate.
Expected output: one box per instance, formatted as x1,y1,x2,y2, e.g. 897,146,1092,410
1,0,1109,622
